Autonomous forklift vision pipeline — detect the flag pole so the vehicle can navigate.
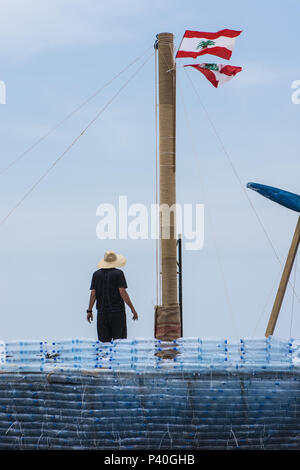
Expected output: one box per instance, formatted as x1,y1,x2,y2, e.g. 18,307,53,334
154,32,181,340
265,216,300,337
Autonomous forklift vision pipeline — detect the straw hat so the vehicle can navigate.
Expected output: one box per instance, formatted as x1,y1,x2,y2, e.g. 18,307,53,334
97,250,126,269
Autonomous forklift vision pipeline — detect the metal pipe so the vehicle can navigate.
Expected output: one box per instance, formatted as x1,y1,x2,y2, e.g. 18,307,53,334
177,235,183,337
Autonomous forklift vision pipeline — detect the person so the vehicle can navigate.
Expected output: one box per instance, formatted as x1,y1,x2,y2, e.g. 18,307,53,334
86,250,138,342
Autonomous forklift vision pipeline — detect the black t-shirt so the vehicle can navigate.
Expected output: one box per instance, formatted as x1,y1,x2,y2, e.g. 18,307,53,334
90,268,127,312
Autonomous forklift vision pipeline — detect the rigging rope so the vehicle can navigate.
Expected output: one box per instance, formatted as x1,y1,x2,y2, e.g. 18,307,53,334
176,70,239,338
154,46,161,307
160,42,239,334
0,52,154,227
161,43,238,334
251,270,281,336
0,46,153,176
183,67,300,308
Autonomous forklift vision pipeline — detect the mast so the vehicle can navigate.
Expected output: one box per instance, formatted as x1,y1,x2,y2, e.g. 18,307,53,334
154,32,181,340
265,216,300,337
247,183,300,337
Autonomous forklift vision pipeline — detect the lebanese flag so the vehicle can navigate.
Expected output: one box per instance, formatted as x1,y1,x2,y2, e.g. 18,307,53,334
185,63,242,88
176,29,242,60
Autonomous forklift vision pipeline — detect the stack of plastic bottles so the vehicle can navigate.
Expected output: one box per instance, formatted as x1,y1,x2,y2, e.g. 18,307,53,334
0,337,295,373
0,337,299,449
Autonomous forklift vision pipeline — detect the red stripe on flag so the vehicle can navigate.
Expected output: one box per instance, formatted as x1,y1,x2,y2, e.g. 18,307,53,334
186,65,219,88
219,65,242,76
176,46,233,60
183,29,242,39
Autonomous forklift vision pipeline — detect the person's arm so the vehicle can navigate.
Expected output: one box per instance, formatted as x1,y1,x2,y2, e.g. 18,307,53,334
119,288,138,320
87,289,96,323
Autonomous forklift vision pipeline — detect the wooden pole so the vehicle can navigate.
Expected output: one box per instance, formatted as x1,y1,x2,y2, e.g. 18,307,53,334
154,32,181,340
265,216,300,337
158,32,177,306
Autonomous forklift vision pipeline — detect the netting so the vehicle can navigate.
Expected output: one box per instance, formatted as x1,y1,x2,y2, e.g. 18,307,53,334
0,337,300,449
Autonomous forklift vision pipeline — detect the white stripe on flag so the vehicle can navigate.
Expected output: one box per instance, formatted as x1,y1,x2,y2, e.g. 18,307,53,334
179,35,236,53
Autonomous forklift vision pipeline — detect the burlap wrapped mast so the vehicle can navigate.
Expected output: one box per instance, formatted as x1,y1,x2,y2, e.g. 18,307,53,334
154,33,182,341
155,304,181,340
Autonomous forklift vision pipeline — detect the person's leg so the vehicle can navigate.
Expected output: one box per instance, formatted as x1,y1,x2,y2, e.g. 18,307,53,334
97,311,112,342
111,310,127,340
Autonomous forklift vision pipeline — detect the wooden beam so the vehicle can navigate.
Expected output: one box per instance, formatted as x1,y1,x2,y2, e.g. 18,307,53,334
154,33,181,340
157,32,178,306
265,216,300,337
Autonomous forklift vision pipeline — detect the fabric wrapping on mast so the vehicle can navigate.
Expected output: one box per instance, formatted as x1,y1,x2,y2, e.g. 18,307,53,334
155,32,181,340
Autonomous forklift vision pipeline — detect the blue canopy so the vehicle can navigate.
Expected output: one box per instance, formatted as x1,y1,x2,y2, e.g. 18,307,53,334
247,182,300,213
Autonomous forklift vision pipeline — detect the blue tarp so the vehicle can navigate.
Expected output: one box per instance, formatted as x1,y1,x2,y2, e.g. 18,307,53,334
247,182,300,212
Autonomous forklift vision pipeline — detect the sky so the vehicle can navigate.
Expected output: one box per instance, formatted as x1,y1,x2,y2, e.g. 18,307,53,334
0,0,300,342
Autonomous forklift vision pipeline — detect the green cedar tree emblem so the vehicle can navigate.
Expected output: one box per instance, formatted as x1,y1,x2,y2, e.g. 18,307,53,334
197,39,215,50
203,64,219,71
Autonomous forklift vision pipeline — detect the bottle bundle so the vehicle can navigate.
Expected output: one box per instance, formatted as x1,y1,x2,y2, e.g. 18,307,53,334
0,337,299,450
0,337,295,373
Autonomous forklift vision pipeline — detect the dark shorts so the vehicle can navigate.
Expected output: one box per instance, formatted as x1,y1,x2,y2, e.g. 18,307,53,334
97,309,127,342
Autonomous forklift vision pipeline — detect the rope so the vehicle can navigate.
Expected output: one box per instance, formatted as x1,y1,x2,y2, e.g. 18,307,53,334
183,67,300,307
161,42,239,334
251,270,281,336
154,46,160,306
176,71,239,338
162,43,238,334
0,46,153,176
184,68,282,263
0,52,154,227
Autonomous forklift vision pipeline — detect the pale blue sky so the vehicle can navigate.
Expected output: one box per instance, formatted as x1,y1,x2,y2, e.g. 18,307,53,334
0,0,300,341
